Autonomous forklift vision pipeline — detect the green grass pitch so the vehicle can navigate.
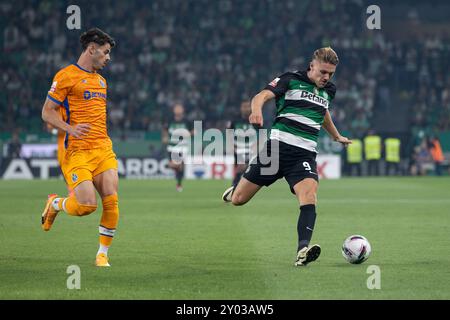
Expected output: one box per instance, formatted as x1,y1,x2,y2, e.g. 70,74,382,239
1,177,449,299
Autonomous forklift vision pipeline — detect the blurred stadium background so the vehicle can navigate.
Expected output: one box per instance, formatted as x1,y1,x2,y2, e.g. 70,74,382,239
1,0,449,178
1,0,450,300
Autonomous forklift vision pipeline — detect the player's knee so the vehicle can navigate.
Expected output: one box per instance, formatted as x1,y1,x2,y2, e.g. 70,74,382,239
299,189,317,205
76,203,97,216
304,191,317,205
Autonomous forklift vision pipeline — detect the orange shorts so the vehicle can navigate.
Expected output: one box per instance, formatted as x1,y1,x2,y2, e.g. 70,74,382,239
61,146,118,189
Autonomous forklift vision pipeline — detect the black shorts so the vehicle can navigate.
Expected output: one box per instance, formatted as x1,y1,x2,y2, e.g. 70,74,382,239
243,140,318,194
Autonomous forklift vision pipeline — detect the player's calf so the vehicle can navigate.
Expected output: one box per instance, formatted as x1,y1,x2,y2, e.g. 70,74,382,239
75,203,97,216
96,194,119,267
230,177,262,206
231,192,249,206
52,196,97,216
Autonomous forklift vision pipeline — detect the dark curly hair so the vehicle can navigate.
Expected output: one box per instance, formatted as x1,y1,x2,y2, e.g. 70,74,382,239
80,28,115,51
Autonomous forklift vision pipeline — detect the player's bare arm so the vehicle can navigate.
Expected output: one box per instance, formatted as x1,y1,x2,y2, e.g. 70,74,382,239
322,110,352,146
42,98,90,138
249,89,275,127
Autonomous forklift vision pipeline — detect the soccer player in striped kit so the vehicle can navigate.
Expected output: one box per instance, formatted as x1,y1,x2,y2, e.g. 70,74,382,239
231,47,352,266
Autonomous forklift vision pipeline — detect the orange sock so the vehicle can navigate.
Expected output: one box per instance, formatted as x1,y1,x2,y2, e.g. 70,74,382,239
99,194,119,247
57,196,97,216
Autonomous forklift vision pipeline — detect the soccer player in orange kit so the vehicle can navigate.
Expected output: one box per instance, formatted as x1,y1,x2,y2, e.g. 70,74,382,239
41,28,119,267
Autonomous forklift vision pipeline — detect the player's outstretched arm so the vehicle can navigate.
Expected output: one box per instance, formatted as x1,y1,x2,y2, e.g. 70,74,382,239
249,89,275,127
322,110,352,146
41,98,90,138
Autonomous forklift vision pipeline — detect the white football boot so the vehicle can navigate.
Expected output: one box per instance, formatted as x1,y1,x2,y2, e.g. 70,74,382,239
222,186,234,203
294,244,321,266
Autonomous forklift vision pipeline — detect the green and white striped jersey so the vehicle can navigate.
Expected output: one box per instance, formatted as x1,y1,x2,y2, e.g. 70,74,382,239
265,70,336,153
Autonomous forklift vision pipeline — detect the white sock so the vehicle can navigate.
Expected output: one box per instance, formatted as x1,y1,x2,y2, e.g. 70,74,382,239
52,198,63,211
97,244,109,256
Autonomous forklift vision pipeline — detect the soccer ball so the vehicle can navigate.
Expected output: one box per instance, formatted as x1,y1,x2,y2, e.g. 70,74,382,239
342,235,371,264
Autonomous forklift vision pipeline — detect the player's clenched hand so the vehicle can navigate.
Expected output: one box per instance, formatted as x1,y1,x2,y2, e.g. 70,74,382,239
68,124,90,138
335,135,352,147
249,112,263,127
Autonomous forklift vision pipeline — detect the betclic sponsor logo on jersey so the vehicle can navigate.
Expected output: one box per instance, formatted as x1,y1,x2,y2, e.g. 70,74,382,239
83,90,107,100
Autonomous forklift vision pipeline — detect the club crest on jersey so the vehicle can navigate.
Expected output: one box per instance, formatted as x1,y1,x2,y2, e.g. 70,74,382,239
81,79,87,84
99,79,106,88
72,173,78,182
269,77,280,87
49,81,57,93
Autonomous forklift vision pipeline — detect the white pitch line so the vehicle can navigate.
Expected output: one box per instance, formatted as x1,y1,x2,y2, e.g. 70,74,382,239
319,198,450,204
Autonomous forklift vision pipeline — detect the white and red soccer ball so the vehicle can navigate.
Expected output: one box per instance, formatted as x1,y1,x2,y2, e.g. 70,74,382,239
342,235,371,264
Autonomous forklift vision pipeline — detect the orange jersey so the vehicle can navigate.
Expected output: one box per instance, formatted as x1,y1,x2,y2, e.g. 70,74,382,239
47,63,112,151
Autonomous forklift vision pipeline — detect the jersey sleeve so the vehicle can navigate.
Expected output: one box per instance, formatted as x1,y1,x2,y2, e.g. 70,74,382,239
47,70,72,105
264,73,292,98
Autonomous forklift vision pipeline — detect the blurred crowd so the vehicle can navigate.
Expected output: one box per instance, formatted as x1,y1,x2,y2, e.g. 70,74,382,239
1,1,450,152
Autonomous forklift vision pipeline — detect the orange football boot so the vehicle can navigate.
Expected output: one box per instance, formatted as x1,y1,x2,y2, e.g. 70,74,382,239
41,194,59,231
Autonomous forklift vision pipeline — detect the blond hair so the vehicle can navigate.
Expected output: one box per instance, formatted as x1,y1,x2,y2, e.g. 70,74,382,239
312,47,339,65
